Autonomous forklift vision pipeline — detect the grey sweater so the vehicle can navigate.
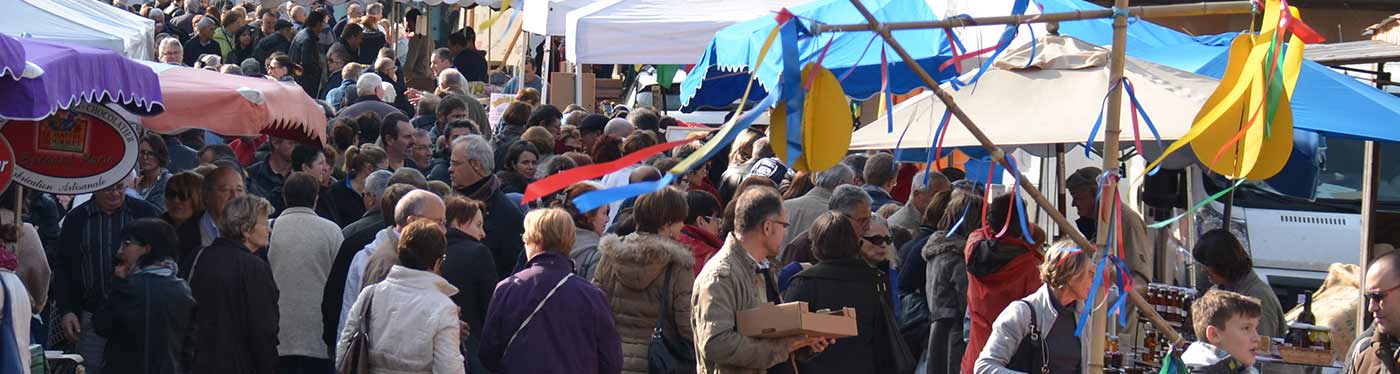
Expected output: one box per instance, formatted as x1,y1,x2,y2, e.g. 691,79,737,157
268,207,344,359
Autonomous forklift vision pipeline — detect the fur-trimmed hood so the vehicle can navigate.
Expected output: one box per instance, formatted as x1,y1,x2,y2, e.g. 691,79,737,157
595,232,695,291
922,231,968,261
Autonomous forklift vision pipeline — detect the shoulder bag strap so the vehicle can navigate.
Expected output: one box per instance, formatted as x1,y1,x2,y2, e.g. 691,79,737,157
655,263,675,335
505,273,574,351
360,285,377,337
1017,300,1049,374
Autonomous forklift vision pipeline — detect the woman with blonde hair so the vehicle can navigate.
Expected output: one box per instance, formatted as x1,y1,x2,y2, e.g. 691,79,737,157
478,208,622,374
974,241,1094,374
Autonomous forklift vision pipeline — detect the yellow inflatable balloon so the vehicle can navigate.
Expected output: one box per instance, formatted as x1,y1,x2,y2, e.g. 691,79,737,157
1146,0,1306,180
770,63,852,173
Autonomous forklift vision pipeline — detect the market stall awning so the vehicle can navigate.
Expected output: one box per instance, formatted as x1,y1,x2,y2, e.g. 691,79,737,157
0,34,24,81
850,35,1218,152
678,0,954,111
523,0,593,36
0,0,156,60
1302,40,1400,66
0,35,163,121
138,61,327,145
1038,0,1400,144
565,0,808,65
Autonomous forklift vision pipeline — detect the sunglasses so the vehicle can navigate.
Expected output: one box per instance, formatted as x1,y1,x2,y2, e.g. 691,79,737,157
864,235,893,246
1367,284,1400,304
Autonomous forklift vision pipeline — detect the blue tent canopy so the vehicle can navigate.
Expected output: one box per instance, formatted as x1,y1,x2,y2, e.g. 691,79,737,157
678,0,955,111
1043,0,1400,143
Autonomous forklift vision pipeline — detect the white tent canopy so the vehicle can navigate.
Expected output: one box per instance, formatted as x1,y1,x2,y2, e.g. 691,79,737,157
2,0,156,60
565,0,807,65
522,0,592,36
849,36,1217,154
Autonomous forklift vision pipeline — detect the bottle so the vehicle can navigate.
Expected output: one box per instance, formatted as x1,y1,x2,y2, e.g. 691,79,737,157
1297,293,1317,325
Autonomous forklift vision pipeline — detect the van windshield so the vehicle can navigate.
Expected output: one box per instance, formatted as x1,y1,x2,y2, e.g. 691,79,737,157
1207,137,1400,213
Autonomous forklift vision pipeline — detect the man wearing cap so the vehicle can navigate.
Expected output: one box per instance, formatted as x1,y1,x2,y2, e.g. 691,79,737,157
254,20,295,65
578,114,609,152
1066,166,1153,294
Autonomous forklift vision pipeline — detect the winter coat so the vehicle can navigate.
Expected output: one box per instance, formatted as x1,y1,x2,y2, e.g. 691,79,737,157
962,227,1044,374
571,227,602,280
94,266,195,374
456,175,526,280
0,270,30,372
1,209,48,314
591,233,696,374
780,187,832,248
863,185,898,212
692,236,792,374
345,228,398,331
887,203,922,235
922,231,971,321
1215,271,1287,338
974,285,1089,374
783,258,914,374
268,207,343,359
1182,342,1257,374
337,265,465,374
325,211,386,350
1345,327,1397,374
289,28,324,97
187,238,280,374
478,251,622,374
677,225,722,275
442,228,498,332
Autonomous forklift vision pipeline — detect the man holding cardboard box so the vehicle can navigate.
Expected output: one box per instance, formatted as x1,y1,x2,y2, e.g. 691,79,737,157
692,188,832,374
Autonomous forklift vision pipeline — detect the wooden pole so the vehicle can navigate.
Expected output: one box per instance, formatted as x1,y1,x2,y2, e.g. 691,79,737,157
1092,0,1131,369
813,1,1252,34
1360,140,1381,336
502,27,524,72
841,0,1187,346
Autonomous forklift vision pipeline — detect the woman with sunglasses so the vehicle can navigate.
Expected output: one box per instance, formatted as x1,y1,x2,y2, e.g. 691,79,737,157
1193,229,1286,338
677,190,723,275
783,211,916,374
94,218,195,374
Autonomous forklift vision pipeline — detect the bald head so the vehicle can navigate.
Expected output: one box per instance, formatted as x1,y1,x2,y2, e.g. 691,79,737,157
394,189,445,228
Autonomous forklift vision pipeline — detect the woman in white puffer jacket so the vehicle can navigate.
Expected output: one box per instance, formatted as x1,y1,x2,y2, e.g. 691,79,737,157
338,220,464,374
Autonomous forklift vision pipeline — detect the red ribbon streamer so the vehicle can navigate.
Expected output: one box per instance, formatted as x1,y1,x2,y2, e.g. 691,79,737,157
520,139,691,205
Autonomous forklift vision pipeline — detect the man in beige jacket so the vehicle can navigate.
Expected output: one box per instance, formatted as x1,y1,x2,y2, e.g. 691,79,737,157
692,187,830,374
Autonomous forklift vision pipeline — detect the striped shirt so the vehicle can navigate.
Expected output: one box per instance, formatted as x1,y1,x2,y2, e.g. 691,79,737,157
53,197,160,315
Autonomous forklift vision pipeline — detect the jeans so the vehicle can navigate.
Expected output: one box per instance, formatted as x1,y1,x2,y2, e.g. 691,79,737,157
78,311,106,374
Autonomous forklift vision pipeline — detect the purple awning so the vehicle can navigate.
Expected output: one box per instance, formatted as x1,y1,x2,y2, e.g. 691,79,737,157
0,35,163,120
0,33,23,81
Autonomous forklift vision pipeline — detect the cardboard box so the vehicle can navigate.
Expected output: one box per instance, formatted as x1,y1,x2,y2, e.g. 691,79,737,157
737,301,858,338
548,72,595,110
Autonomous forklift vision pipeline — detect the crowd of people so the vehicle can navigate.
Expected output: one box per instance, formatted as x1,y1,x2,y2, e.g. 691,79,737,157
5,1,1397,374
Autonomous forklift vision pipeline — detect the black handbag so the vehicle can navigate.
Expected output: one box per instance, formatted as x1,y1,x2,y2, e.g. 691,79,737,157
648,263,696,374
1006,300,1049,374
338,287,377,374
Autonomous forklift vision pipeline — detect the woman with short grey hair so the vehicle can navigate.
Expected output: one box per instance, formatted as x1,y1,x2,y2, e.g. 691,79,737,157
190,195,281,373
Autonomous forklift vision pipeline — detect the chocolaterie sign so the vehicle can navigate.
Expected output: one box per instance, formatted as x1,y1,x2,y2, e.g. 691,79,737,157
0,102,140,194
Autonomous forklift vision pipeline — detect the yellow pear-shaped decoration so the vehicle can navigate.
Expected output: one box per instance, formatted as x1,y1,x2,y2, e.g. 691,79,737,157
770,63,852,173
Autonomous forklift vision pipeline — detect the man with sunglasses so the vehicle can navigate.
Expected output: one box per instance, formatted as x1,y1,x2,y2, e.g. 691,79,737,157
779,185,873,268
1347,251,1400,374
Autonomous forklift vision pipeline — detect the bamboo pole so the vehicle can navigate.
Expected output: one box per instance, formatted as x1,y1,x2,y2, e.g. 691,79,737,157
1091,0,1131,370
813,1,1252,34
840,0,1189,346
501,26,524,71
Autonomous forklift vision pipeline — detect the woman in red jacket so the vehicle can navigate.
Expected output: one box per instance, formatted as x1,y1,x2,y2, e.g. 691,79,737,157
961,193,1046,374
676,190,723,275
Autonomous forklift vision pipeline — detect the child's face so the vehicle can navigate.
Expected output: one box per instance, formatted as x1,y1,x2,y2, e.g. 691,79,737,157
1209,315,1261,367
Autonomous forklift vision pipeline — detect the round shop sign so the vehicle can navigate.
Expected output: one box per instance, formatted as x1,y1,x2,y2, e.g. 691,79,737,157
0,102,140,194
0,136,13,192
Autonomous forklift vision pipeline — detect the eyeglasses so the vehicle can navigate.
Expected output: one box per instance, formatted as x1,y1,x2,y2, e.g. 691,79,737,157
1367,284,1400,304
864,235,893,246
121,239,145,247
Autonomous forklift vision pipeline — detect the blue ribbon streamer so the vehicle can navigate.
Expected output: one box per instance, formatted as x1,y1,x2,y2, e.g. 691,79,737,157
572,94,780,212
573,174,676,213
1109,256,1132,326
949,0,1029,91
779,18,805,165
882,49,895,134
1084,79,1120,158
1003,155,1035,245
947,197,973,234
1084,78,1167,174
922,110,954,183
1075,254,1110,337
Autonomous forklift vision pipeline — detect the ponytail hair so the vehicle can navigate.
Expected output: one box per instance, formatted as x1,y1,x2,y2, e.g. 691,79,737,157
346,144,387,179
